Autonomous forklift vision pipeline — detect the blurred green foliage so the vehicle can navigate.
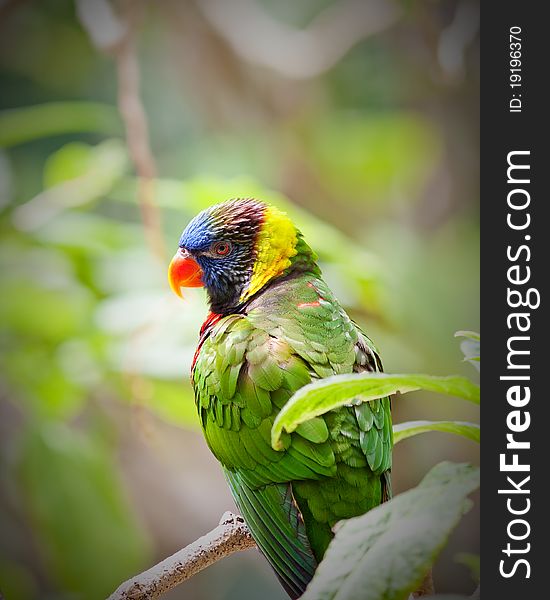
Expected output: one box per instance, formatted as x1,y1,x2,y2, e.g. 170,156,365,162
18,422,149,600
0,1,479,598
0,102,121,148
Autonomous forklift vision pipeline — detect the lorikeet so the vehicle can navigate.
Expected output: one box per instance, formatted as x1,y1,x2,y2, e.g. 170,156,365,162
168,198,392,598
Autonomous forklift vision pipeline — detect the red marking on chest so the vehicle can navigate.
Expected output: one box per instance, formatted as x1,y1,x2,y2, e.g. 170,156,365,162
192,312,223,371
297,282,325,309
200,312,223,336
297,300,321,308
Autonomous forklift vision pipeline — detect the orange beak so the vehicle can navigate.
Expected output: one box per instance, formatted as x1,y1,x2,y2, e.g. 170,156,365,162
168,249,204,298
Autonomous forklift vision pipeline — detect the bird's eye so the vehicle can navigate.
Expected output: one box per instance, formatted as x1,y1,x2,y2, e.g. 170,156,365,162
212,241,232,256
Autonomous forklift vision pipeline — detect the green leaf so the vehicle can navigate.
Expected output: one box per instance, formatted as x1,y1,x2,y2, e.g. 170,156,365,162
302,462,480,600
393,420,480,444
272,373,479,450
0,102,121,148
455,331,480,372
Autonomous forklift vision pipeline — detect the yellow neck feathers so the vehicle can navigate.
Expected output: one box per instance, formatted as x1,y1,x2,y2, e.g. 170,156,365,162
239,205,298,302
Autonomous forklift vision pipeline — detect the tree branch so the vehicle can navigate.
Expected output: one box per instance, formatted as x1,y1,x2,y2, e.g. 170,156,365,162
107,511,444,600
114,8,166,263
76,0,166,262
108,512,256,600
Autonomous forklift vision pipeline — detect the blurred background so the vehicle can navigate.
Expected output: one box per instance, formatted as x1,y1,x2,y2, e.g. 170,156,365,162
0,1,479,599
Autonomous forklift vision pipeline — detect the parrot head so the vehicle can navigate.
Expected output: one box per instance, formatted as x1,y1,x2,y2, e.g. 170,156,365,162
168,198,313,313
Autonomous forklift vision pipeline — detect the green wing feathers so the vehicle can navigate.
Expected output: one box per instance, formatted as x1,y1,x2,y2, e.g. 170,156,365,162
225,470,317,599
192,274,392,596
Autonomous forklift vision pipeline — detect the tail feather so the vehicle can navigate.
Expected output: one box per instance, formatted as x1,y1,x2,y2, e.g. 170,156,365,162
224,469,317,598
382,470,392,502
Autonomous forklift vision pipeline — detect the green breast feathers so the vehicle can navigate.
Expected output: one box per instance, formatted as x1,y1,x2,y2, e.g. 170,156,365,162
191,273,392,598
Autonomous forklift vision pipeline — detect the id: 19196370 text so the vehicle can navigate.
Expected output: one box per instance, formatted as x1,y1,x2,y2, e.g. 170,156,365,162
509,26,522,113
